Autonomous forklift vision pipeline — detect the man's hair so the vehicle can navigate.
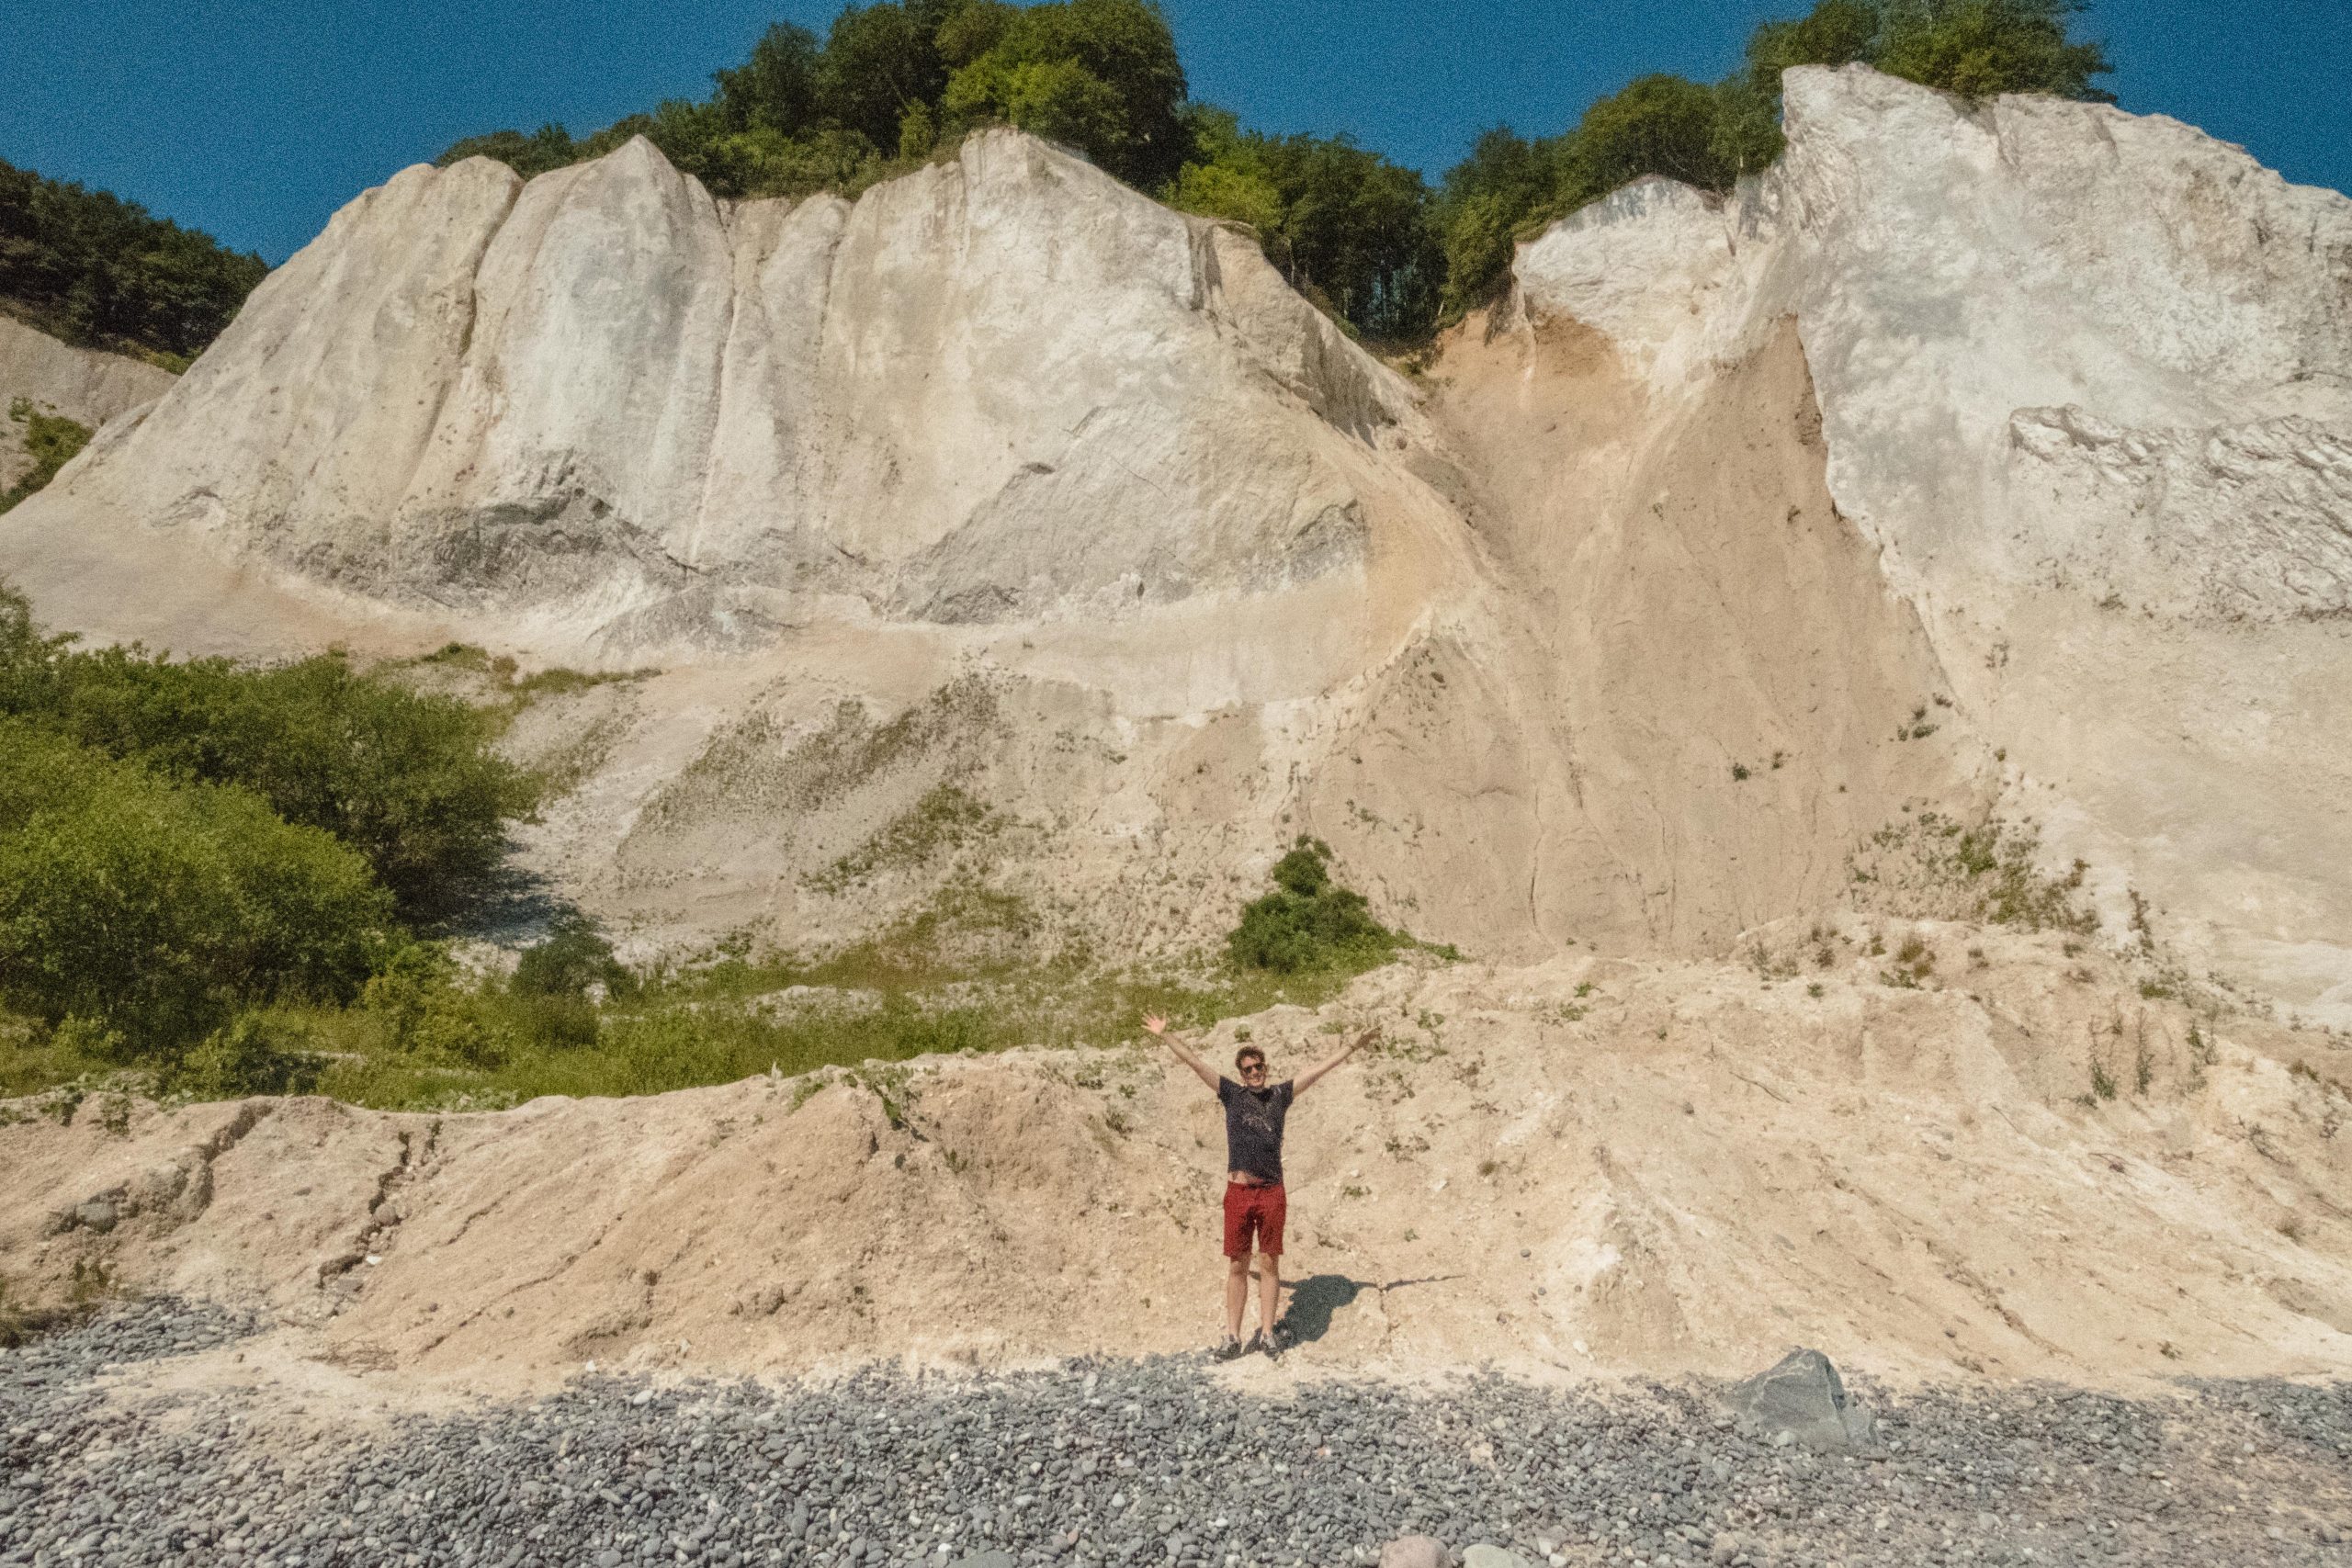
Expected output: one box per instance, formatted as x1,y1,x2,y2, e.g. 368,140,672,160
1235,1044,1267,1071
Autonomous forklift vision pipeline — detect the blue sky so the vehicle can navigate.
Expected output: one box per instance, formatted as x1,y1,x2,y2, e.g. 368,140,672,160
3,0,2344,264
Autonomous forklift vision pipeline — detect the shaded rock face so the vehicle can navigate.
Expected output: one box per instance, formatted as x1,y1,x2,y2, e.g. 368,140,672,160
17,132,1404,658
0,314,175,491
1724,1348,1882,1456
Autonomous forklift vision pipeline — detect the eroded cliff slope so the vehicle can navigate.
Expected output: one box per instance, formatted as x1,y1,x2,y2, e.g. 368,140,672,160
3,70,2346,1012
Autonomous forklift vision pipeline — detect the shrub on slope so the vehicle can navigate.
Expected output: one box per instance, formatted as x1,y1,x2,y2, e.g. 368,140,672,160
0,719,392,1057
0,585,539,921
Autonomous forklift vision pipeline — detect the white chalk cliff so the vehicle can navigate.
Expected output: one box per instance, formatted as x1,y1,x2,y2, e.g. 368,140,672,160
6,67,2348,1019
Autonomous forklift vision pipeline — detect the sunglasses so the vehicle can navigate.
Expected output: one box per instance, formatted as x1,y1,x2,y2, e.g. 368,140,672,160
1239,1062,1268,1076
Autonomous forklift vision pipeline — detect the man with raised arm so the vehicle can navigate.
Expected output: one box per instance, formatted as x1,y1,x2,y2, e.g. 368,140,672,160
1142,1013,1378,1360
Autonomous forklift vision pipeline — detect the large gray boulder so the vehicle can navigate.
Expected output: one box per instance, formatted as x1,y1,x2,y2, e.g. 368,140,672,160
1724,1348,1883,1456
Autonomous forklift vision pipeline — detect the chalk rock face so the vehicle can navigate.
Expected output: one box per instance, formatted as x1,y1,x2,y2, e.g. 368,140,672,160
16,130,1409,657
1516,64,2352,1018
0,315,175,491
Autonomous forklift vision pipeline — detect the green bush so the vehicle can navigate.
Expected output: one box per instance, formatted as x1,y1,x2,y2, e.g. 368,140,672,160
0,400,91,513
176,1013,324,1097
513,913,635,1000
0,583,539,921
940,0,1190,188
1874,0,2114,101
0,720,394,1055
359,943,516,1068
1227,837,1401,975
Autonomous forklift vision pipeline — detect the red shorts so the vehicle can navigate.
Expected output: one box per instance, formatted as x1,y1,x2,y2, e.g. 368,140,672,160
1222,1181,1286,1258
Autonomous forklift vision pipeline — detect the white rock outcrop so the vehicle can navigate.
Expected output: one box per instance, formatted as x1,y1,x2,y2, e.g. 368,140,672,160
8,131,1417,658
1516,64,2352,1015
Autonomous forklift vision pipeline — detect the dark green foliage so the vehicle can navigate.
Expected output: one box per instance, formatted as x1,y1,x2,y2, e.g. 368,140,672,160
1227,837,1400,975
1559,74,1742,205
1423,0,2109,325
438,0,1187,204
0,720,393,1056
940,0,1190,188
0,157,267,362
0,583,538,921
1874,0,2114,101
1745,0,1885,91
1166,109,1442,340
437,125,584,179
1430,129,1554,319
821,5,953,151
0,400,92,513
513,914,635,1001
716,23,825,135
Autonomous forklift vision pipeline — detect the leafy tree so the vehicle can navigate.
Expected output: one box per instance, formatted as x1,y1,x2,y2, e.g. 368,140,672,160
436,125,583,178
942,0,1189,187
0,157,267,362
1168,109,1441,340
513,913,633,999
820,4,952,150
715,22,824,135
0,721,393,1056
1430,128,1557,319
1744,0,1884,91
1875,0,2113,100
1556,73,1739,209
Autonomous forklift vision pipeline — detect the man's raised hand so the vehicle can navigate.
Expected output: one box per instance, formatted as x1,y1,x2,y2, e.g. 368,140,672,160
1148,1014,1221,1089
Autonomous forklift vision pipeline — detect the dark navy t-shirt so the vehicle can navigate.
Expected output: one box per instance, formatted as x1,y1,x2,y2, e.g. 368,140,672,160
1217,1077,1295,1184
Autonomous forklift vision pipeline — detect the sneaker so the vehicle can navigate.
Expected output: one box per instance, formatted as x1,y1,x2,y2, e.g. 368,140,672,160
1210,1336,1247,1363
1269,1318,1295,1352
1246,1328,1272,1359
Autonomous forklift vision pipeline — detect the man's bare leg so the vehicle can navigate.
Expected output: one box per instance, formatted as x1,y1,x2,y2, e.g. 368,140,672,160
1225,1255,1250,1341
1257,1252,1281,1337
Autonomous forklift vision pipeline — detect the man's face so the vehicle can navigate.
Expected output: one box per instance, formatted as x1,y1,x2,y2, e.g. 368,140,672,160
1238,1057,1268,1085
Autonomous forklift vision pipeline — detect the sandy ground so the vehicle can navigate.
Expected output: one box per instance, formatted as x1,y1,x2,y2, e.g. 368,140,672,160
8,923,2348,1408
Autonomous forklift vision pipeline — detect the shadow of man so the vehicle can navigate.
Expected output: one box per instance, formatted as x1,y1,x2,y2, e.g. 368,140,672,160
1279,1273,1455,1345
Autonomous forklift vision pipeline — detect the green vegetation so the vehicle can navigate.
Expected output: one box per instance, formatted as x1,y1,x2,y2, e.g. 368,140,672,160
0,2,2112,366
0,400,91,513
0,720,393,1053
1848,809,2098,935
1227,836,1404,976
0,887,1381,1110
0,157,268,362
441,0,1192,203
0,591,539,920
0,581,541,1081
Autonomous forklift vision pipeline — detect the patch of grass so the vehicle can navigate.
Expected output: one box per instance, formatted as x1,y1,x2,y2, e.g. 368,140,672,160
1850,813,2098,935
2089,1056,2117,1100
0,400,92,513
1731,761,1751,783
805,784,1000,895
0,901,1390,1112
